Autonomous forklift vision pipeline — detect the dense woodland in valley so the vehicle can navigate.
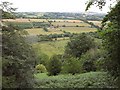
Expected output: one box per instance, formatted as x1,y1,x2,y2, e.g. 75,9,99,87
1,0,120,88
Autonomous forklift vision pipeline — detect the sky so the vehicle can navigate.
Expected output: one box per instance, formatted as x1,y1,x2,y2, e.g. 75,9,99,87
1,0,117,13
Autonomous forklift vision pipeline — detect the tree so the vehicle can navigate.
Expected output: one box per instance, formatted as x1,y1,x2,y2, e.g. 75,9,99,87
101,1,120,78
47,55,62,76
86,0,120,87
2,25,37,88
2,2,37,88
85,0,119,11
65,33,95,58
0,2,17,19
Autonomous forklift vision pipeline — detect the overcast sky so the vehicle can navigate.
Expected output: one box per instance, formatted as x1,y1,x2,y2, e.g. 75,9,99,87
1,0,117,13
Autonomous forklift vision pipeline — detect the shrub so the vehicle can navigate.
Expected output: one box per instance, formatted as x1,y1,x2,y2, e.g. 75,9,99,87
79,48,106,72
62,57,82,74
94,57,106,71
76,25,79,27
83,61,96,72
62,25,66,27
35,64,47,73
37,53,49,67
47,55,62,76
43,27,48,32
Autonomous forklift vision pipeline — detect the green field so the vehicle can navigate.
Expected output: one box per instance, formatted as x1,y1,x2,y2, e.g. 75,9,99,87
25,27,97,35
32,39,69,57
52,22,90,27
3,19,98,35
25,28,63,35
60,27,97,33
34,72,115,88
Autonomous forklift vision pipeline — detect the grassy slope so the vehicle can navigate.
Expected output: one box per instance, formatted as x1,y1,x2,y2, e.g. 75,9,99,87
34,72,115,88
32,40,69,57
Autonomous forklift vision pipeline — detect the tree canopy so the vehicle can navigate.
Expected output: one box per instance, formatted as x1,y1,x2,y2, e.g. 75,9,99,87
2,2,37,88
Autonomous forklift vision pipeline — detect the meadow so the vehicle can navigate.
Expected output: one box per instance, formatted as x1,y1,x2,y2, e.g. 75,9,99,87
25,28,63,35
32,39,69,57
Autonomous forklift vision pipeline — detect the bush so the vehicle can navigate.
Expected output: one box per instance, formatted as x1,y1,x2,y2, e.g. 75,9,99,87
43,27,48,32
62,57,82,74
76,25,79,27
62,25,66,27
35,64,47,73
35,72,116,88
37,53,49,67
47,55,62,76
79,48,106,72
83,61,96,72
94,57,106,71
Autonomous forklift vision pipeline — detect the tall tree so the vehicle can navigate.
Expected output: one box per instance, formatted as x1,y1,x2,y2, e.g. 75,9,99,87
1,2,37,88
65,33,95,58
86,0,120,87
101,1,120,80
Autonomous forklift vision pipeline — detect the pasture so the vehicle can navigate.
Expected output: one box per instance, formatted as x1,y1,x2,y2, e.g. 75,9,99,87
32,39,69,57
60,27,97,33
25,28,63,35
25,27,97,35
3,18,98,35
52,21,90,27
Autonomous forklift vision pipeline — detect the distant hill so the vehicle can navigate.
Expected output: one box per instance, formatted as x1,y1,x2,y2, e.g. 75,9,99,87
15,12,106,21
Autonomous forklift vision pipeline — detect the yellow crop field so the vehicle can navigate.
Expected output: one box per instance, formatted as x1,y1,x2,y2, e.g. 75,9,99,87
2,19,47,22
88,21,102,27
